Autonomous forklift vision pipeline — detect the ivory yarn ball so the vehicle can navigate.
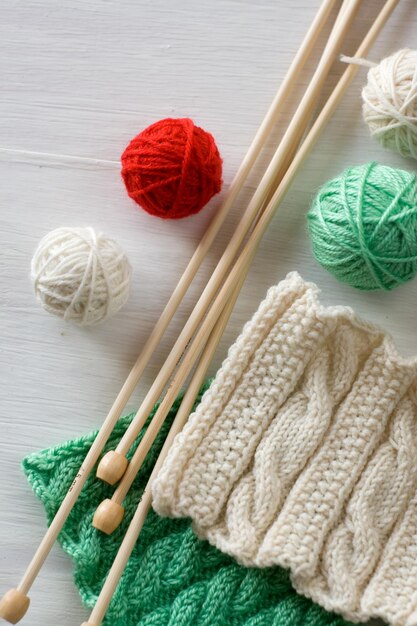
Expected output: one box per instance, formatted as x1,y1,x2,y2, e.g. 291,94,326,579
307,162,417,291
362,49,417,159
31,227,132,326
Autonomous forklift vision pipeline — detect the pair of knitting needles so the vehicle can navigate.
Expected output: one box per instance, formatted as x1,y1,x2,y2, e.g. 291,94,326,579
0,0,399,623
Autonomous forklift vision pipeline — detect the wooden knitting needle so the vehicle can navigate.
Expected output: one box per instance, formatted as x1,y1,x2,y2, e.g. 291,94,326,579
96,0,360,489
82,3,400,622
92,0,361,532
92,0,340,489
93,265,249,533
0,3,338,623
96,0,343,487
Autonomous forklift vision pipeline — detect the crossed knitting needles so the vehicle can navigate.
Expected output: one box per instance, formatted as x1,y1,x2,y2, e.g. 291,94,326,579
0,0,400,623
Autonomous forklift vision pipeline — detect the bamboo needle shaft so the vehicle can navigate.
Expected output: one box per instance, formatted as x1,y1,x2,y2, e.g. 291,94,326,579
98,0,359,488
83,2,401,620
0,5,338,620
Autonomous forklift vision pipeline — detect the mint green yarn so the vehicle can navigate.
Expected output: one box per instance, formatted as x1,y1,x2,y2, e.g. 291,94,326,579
307,162,417,290
22,387,357,626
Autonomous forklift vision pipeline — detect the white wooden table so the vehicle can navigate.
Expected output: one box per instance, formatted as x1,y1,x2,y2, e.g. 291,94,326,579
1,1,417,624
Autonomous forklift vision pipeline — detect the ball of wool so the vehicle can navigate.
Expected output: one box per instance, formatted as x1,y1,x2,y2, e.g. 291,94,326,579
121,117,223,219
362,49,417,159
307,162,417,291
31,227,132,326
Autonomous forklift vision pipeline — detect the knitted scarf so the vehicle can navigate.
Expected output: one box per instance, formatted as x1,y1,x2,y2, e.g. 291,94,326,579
23,389,356,626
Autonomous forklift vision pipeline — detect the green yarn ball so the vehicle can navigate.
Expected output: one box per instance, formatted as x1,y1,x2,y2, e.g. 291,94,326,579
307,162,417,290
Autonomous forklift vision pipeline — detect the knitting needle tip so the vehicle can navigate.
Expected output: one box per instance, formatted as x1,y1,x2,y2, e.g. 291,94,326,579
96,451,128,485
0,589,30,624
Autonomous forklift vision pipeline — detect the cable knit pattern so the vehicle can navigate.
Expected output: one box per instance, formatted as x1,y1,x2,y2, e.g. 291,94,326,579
22,388,356,626
361,486,417,625
152,272,417,626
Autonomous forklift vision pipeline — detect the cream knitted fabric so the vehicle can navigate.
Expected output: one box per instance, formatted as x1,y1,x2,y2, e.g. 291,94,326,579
152,272,417,626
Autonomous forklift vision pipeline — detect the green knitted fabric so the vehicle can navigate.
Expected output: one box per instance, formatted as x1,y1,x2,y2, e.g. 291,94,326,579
23,388,358,626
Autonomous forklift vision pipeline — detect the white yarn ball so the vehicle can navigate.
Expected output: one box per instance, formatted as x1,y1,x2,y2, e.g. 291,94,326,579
31,227,132,326
362,48,417,159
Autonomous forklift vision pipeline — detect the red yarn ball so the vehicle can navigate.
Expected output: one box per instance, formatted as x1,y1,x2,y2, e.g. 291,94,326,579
121,118,223,219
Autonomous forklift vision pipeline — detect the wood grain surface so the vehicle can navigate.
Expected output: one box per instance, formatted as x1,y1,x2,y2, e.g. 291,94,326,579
1,1,417,624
